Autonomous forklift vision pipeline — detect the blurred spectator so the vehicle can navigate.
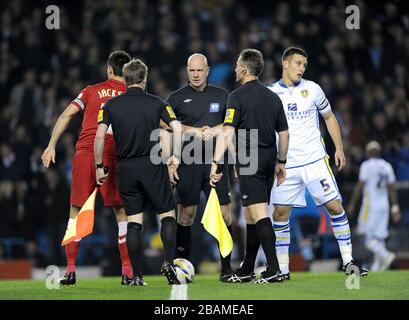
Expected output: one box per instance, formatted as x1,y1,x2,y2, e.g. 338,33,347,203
0,180,15,238
396,131,409,181
0,143,24,180
41,169,70,265
9,70,42,130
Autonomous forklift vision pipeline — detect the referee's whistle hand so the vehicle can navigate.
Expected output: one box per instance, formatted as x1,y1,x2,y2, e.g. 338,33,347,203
275,164,286,186
209,173,222,187
169,170,179,186
209,163,223,187
167,155,180,186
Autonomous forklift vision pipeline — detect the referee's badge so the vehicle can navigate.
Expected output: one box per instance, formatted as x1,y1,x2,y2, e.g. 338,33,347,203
301,89,309,98
209,103,220,112
166,105,176,119
224,108,235,123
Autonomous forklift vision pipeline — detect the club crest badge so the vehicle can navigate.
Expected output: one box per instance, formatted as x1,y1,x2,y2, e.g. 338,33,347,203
210,103,220,112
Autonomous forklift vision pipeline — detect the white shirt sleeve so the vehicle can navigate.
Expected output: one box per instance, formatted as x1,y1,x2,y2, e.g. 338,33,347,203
359,162,369,183
387,163,396,184
314,83,332,115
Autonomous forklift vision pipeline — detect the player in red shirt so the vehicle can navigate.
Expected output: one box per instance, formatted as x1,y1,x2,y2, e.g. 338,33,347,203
41,51,134,285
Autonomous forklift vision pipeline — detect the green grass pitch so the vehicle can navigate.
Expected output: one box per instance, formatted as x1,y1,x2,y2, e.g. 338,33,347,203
1,271,408,300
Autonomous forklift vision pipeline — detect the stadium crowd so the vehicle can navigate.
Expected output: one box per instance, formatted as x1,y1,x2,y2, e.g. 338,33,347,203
0,0,408,269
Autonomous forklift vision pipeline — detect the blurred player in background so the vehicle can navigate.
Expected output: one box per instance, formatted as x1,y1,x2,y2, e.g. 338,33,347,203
266,47,368,279
41,51,134,285
348,141,401,271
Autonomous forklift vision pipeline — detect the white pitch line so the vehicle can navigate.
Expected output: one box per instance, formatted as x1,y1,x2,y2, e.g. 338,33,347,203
170,284,188,300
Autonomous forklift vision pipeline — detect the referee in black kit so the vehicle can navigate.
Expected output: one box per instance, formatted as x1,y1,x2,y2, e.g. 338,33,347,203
210,49,290,283
166,53,234,282
94,59,182,285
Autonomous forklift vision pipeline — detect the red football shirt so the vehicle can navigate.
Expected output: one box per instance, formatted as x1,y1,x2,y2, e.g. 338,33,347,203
71,79,126,155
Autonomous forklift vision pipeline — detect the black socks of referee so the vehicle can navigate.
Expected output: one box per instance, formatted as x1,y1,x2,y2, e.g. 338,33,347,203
240,224,260,274
219,225,233,273
161,217,177,262
177,223,232,272
256,217,280,272
127,222,143,277
176,224,192,259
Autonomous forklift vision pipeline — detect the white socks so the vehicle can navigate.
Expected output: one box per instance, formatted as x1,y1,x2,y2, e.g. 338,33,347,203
365,238,390,261
330,211,353,265
274,220,290,274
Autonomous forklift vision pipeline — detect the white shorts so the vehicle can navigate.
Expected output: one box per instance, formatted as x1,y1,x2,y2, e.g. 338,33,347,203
358,204,389,239
270,157,341,207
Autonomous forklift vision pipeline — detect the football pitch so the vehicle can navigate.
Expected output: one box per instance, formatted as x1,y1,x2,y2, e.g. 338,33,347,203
1,271,408,300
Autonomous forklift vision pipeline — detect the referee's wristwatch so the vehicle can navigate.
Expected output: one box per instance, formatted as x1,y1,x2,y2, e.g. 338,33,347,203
277,158,286,165
96,163,104,169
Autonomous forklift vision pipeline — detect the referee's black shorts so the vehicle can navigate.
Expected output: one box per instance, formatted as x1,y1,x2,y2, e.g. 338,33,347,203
117,156,175,215
236,147,276,207
175,162,231,206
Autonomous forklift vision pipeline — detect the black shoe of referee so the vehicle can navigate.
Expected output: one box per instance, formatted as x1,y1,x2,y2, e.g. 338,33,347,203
161,261,180,285
225,269,256,283
219,268,234,282
59,272,76,286
254,266,284,284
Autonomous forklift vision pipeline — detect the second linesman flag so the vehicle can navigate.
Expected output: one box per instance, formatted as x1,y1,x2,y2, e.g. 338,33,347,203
201,188,233,258
61,187,97,246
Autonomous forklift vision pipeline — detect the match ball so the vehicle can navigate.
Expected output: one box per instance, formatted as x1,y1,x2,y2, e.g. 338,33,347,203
173,258,195,284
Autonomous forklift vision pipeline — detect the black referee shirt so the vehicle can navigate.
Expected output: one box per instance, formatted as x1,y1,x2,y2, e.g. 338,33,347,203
224,79,288,148
167,84,228,163
98,87,177,159
167,84,228,128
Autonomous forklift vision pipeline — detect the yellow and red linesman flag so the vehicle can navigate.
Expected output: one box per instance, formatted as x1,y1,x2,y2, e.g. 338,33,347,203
61,187,98,246
201,188,233,258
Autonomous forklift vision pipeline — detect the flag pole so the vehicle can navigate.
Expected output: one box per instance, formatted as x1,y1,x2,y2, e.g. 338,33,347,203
201,164,233,258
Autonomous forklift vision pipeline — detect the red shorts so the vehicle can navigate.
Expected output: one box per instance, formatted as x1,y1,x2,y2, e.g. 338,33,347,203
70,151,122,207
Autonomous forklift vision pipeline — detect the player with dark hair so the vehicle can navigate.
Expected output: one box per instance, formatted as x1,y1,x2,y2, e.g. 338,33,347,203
264,46,368,279
41,50,134,286
348,141,401,271
211,49,290,283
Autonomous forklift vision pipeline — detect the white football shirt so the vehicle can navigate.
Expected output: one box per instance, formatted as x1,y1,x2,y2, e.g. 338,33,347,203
268,79,331,168
359,157,396,210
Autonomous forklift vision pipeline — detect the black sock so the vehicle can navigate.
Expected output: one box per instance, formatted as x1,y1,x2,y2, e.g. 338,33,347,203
240,224,260,274
219,225,233,272
176,223,192,259
126,222,143,277
256,217,279,272
161,217,177,262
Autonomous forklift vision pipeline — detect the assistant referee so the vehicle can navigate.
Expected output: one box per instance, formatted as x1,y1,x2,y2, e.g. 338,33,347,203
94,59,182,285
210,49,290,284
